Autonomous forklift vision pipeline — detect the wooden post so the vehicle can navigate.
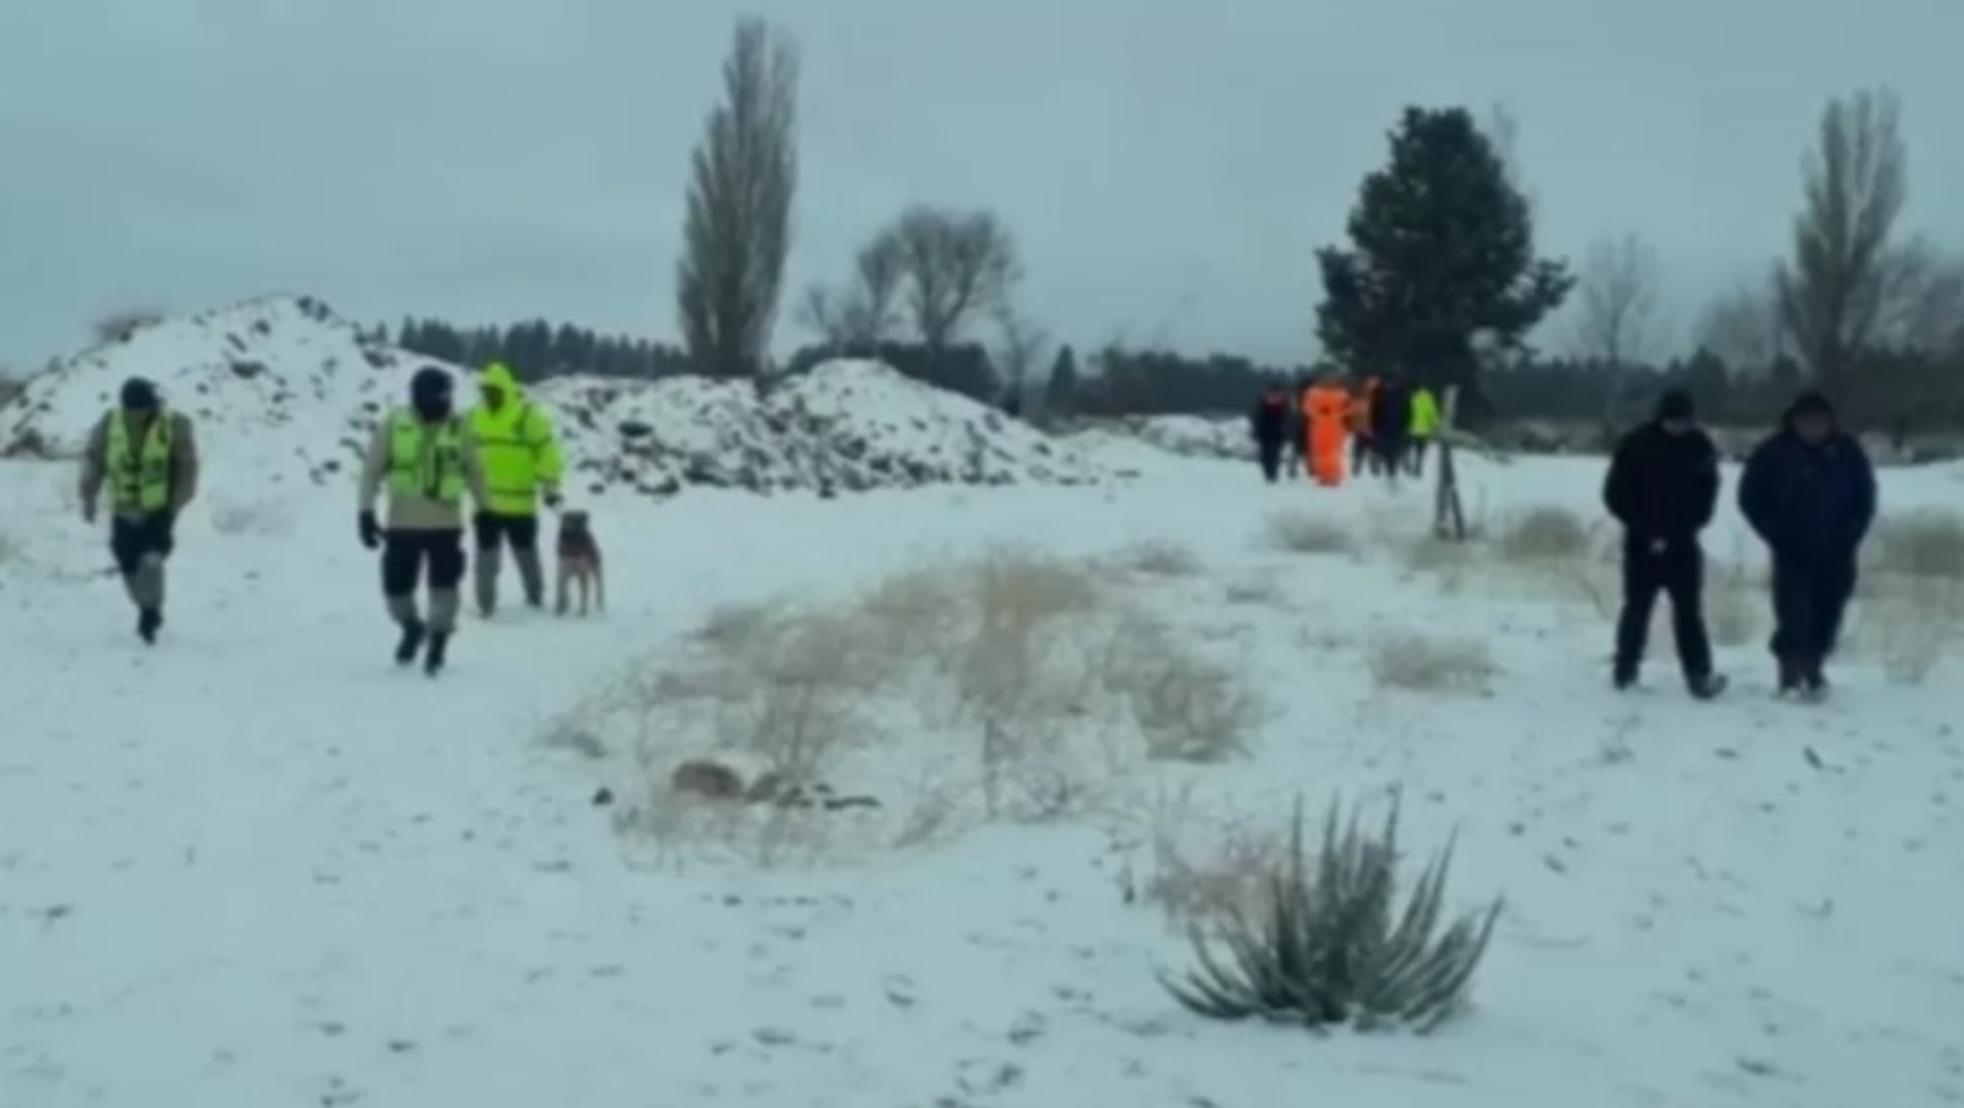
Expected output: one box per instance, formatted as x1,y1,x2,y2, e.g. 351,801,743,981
1433,385,1467,541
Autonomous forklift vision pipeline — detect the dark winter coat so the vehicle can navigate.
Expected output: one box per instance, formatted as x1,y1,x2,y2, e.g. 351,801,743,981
1738,403,1877,565
1371,381,1413,443
1604,422,1721,545
1251,393,1292,446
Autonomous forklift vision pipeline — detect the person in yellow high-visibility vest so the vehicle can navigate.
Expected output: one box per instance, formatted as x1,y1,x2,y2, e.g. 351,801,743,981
1408,385,1442,476
79,377,200,645
467,362,564,616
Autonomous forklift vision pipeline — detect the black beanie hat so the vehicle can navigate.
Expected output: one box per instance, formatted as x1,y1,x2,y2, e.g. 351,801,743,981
1656,388,1694,422
1789,390,1834,418
120,377,158,411
409,366,454,414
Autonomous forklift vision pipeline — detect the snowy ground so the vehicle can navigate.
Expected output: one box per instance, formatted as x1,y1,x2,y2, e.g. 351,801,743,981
3,447,1962,1108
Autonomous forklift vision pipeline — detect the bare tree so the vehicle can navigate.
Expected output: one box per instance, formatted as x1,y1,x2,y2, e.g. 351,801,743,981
799,233,904,349
676,18,799,378
890,206,1019,350
991,303,1051,411
1572,232,1661,367
1775,87,1916,385
1697,282,1787,371
1884,244,1964,356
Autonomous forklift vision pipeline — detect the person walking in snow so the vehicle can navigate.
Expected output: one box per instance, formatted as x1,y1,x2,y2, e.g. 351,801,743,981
1738,390,1876,700
1346,374,1378,479
359,367,488,676
1604,389,1727,700
1303,376,1351,487
1250,384,1292,484
466,362,565,617
78,377,200,645
1407,384,1441,477
1369,374,1413,480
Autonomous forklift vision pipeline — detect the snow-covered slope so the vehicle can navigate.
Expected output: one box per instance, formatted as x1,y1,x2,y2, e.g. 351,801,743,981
0,297,1106,499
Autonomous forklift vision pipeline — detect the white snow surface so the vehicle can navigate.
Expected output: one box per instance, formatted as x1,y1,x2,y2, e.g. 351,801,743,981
5,398,1964,1106
0,297,1106,499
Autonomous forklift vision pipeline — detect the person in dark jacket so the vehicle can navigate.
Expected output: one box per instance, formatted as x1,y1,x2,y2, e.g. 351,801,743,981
1250,385,1293,483
1370,376,1413,479
1603,389,1727,699
1738,390,1877,698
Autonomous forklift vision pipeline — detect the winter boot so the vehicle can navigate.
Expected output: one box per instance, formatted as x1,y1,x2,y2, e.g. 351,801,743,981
1612,660,1638,692
1688,672,1729,701
424,631,451,677
1777,657,1803,698
136,607,162,645
395,617,428,666
1801,659,1829,702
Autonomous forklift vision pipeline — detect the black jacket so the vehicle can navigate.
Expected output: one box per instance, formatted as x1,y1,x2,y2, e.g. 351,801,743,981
1372,382,1413,442
1604,422,1721,543
1739,414,1876,563
1251,394,1292,445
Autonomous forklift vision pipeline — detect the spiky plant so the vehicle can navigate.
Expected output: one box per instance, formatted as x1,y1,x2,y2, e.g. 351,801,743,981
1160,796,1502,1034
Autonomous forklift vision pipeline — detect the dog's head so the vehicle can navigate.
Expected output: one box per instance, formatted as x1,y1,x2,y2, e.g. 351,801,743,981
558,509,592,538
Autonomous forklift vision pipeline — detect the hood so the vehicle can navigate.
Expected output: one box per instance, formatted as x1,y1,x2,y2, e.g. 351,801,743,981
480,362,523,398
1782,389,1837,433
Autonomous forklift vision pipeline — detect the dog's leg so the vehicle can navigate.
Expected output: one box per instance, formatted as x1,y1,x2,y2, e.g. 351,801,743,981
555,560,569,616
594,563,605,613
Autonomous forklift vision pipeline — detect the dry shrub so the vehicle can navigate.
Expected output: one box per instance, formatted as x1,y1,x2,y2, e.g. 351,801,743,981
694,600,777,650
1497,506,1590,563
1267,511,1357,556
1873,512,1964,580
1224,576,1283,607
1370,634,1496,694
1707,571,1761,648
1140,794,1291,928
1123,540,1202,577
1864,576,1963,686
94,308,164,346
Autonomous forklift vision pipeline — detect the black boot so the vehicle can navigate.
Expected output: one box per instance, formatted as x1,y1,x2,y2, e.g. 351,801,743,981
424,631,451,677
395,618,427,666
1777,656,1802,697
1801,658,1829,702
137,607,162,645
1688,672,1729,701
1612,660,1637,691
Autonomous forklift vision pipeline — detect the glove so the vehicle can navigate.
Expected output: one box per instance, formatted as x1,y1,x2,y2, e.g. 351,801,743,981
543,490,563,510
150,510,175,543
359,510,381,550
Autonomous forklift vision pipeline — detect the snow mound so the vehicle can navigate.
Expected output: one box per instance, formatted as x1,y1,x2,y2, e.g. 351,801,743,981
0,299,1106,499
541,360,1105,498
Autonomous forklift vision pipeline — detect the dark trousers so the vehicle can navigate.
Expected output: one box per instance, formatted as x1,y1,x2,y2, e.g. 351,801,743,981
473,513,539,555
1375,435,1408,478
1408,438,1430,476
1257,439,1284,483
110,513,174,576
1350,434,1371,476
1615,538,1713,682
1770,556,1856,667
382,530,467,597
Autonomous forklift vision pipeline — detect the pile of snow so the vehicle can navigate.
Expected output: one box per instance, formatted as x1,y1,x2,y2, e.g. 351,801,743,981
540,360,1104,499
0,296,1106,498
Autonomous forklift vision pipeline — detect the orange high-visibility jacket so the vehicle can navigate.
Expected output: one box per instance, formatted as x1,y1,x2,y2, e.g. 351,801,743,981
1304,384,1351,484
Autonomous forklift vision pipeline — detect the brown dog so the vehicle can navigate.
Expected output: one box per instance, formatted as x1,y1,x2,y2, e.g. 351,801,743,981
555,510,605,616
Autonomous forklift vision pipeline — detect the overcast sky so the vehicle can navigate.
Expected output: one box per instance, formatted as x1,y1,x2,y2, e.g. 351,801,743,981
3,0,1960,372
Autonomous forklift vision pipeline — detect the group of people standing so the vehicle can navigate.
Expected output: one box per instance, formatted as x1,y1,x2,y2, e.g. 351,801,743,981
1250,373,1442,487
79,363,566,675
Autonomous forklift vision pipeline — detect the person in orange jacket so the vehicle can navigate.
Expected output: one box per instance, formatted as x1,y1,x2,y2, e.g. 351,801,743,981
1302,376,1352,486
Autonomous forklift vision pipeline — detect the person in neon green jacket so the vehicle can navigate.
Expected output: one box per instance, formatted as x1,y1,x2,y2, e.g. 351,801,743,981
467,362,564,616
1408,385,1442,477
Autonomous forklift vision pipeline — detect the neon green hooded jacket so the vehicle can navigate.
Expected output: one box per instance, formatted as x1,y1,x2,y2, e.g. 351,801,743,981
468,362,564,516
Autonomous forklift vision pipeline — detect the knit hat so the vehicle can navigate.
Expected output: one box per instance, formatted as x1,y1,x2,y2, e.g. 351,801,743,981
1789,390,1834,418
1656,388,1694,422
119,377,158,411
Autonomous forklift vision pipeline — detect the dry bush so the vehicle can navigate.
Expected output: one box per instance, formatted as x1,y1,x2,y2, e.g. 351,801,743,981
1223,575,1283,607
1370,634,1496,694
1161,796,1503,1034
1864,576,1963,686
94,308,163,346
1873,512,1964,580
1267,511,1358,556
1707,563,1761,648
1123,540,1202,577
1497,506,1591,563
1128,650,1263,763
693,600,778,650
1141,799,1291,928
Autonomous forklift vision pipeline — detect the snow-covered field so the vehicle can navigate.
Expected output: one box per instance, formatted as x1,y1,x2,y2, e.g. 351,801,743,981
4,423,1963,1106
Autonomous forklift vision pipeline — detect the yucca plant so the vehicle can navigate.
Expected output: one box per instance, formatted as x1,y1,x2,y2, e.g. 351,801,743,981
1160,796,1502,1034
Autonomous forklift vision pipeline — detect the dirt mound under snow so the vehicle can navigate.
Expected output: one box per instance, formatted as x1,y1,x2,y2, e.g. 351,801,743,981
0,295,1107,498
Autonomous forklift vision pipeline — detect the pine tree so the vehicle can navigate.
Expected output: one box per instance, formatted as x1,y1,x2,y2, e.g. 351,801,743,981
1317,107,1572,394
1045,345,1079,417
